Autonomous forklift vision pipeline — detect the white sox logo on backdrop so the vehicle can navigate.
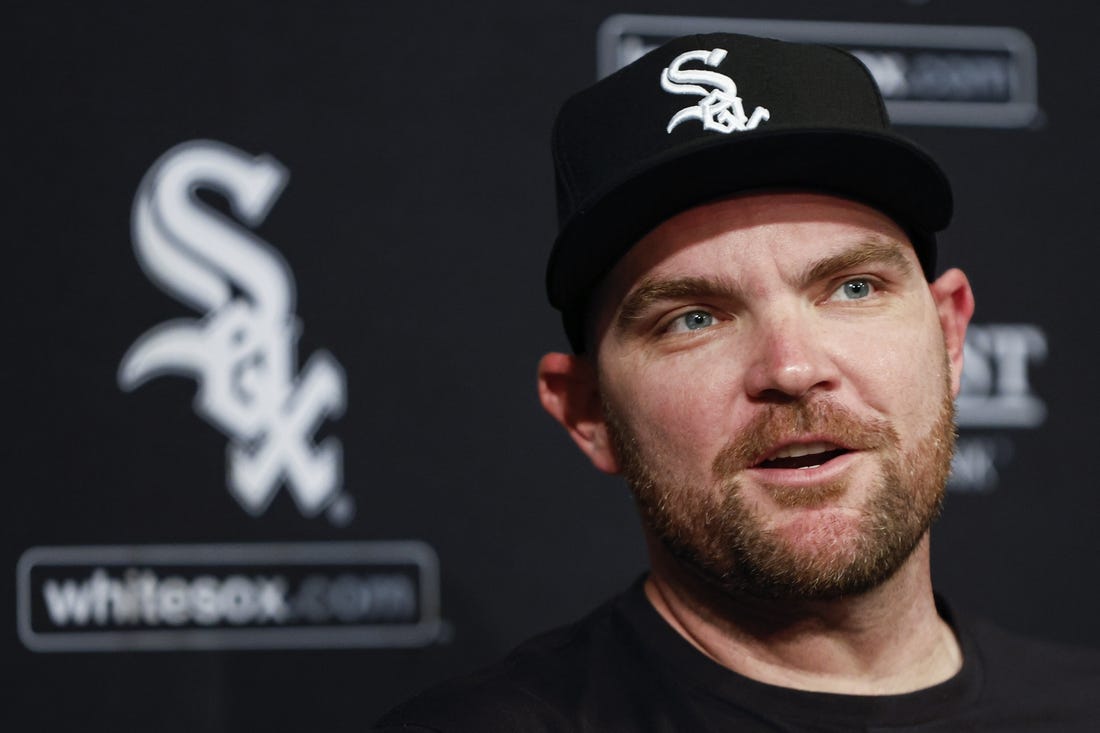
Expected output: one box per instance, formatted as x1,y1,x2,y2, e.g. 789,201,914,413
119,140,349,520
660,48,770,134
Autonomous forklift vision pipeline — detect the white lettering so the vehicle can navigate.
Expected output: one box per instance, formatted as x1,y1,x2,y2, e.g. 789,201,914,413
38,568,296,628
119,140,346,518
43,578,95,626
158,577,189,625
908,53,1011,101
256,577,290,623
957,324,1047,428
190,576,220,625
220,576,258,625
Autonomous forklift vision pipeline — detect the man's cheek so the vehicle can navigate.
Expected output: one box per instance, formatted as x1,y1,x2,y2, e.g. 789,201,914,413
640,379,730,441
858,351,946,423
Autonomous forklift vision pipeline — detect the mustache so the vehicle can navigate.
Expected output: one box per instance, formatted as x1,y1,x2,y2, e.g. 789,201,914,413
711,398,899,478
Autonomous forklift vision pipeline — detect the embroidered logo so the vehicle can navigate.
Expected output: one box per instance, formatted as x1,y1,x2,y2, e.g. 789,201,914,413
660,48,770,134
119,140,347,519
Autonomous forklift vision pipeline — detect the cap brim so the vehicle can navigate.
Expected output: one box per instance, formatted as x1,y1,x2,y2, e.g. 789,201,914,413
546,127,952,325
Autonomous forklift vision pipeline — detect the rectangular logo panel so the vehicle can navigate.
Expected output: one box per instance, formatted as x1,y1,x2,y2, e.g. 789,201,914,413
18,542,441,652
598,15,1040,128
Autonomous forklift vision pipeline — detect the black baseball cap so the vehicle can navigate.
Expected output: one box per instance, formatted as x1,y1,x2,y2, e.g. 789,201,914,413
546,32,953,352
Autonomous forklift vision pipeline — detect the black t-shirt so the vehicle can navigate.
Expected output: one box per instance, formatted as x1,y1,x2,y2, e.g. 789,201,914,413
375,579,1100,731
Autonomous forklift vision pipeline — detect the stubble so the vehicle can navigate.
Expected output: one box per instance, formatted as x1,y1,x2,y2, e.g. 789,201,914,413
605,382,956,602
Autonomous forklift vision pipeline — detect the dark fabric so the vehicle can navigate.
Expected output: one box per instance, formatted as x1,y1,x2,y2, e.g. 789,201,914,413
374,577,1100,732
545,32,952,351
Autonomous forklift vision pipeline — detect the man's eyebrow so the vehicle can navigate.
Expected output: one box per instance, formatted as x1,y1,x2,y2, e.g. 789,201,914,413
616,276,736,329
798,238,915,288
613,239,915,332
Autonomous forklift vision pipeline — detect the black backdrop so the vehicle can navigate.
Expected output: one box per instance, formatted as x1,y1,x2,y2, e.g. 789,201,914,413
5,1,1098,730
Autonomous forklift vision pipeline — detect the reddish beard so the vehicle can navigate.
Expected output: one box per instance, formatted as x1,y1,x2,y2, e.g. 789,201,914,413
605,390,956,601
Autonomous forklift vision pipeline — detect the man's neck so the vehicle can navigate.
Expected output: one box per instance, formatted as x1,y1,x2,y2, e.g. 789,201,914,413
644,536,963,695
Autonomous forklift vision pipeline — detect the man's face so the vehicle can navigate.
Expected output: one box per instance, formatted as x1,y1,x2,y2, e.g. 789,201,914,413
586,192,971,601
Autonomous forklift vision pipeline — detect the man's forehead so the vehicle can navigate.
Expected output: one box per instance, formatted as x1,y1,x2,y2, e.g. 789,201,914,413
589,192,918,328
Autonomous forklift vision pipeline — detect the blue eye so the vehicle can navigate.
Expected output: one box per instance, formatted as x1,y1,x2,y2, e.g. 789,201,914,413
669,310,714,333
833,278,874,301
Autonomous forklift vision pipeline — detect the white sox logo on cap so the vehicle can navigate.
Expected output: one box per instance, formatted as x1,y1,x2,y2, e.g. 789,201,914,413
660,48,770,134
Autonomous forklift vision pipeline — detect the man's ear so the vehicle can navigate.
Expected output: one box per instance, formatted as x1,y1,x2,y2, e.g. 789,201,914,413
929,268,975,396
537,352,621,474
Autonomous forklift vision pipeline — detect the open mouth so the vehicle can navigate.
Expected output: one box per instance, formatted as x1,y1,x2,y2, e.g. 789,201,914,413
755,442,851,470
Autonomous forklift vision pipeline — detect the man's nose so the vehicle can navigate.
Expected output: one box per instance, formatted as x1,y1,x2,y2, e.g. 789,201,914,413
742,311,838,402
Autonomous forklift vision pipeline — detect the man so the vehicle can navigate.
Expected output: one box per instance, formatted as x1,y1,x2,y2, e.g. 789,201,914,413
376,32,1099,731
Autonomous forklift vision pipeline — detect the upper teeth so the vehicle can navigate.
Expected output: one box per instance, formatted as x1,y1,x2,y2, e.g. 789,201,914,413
770,442,836,459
